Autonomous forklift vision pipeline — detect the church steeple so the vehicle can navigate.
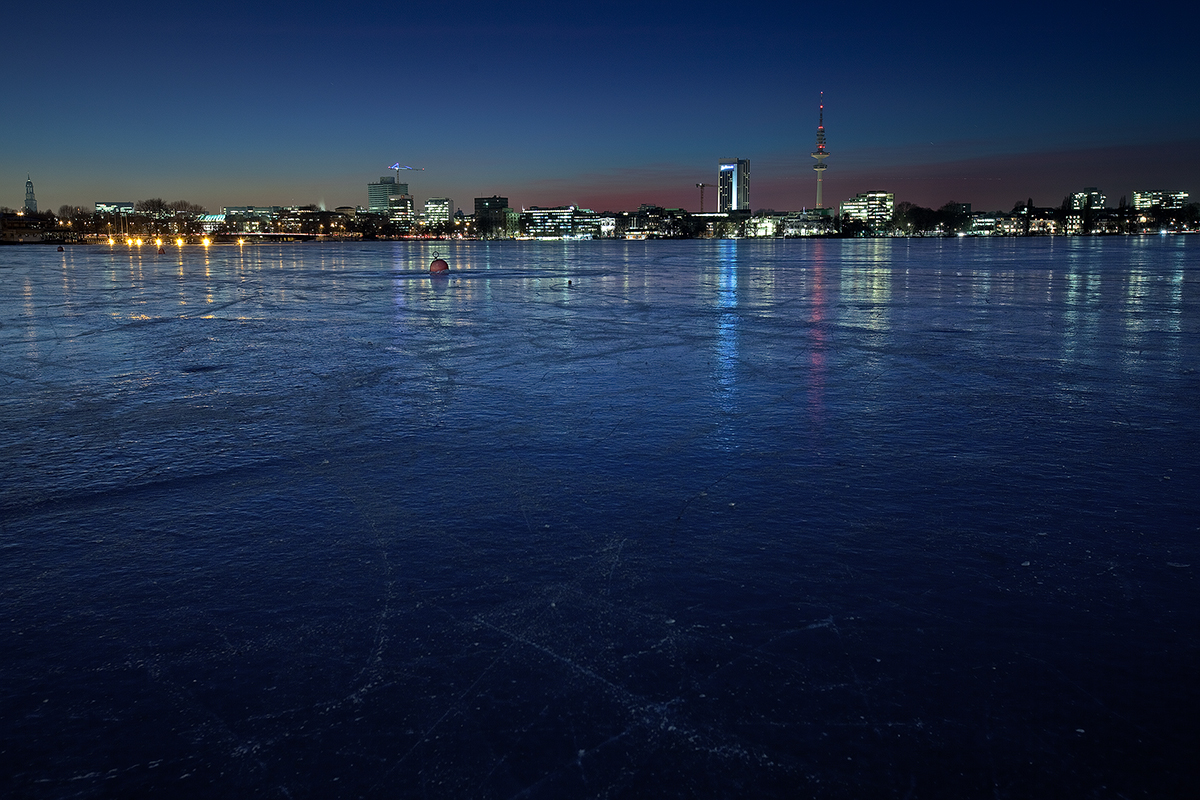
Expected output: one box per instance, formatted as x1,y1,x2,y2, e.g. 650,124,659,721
24,175,37,214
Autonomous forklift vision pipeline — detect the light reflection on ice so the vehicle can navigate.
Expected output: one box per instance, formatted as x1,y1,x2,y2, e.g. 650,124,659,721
1,237,1197,798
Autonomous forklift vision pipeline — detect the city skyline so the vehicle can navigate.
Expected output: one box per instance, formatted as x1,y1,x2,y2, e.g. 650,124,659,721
3,1,1197,214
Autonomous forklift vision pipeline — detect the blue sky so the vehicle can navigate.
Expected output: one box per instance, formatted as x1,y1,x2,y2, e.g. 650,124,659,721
3,0,1197,214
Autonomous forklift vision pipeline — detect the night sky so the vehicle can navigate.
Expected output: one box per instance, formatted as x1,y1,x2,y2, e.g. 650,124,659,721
3,0,1197,215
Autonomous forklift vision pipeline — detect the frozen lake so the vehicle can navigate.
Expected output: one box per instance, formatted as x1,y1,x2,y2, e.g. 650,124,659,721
2,237,1198,797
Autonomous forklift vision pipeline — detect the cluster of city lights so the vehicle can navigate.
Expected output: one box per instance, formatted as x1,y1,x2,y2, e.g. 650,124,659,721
107,237,212,246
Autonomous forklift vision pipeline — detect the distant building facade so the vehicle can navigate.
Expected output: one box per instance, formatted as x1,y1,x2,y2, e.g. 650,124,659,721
1,211,46,242
423,197,453,224
368,177,409,213
95,202,135,214
474,196,512,237
24,176,37,213
839,191,895,232
387,194,414,222
222,206,283,215
782,210,835,237
474,196,508,215
223,206,284,233
197,214,226,233
618,205,694,238
521,206,599,239
718,159,750,212
967,212,999,236
1133,190,1189,210
1070,188,1106,210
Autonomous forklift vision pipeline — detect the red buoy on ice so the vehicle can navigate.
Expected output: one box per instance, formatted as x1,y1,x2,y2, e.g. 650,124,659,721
430,258,449,273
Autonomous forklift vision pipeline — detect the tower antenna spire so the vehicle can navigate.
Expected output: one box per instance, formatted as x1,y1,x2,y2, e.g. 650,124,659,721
810,92,830,210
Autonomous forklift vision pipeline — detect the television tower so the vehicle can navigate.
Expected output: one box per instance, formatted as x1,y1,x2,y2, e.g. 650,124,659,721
810,93,829,209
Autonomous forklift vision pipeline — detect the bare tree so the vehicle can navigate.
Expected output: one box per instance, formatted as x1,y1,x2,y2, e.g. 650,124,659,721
168,200,207,214
58,204,89,219
135,198,170,214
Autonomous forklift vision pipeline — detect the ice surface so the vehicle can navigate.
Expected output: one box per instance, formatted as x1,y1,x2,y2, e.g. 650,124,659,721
1,238,1198,797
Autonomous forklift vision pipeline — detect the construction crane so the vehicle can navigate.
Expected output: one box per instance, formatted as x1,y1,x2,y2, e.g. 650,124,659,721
696,183,712,213
390,163,424,183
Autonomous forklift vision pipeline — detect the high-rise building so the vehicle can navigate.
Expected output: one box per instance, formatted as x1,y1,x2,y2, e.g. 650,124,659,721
839,191,895,232
1069,188,1106,210
368,176,409,213
811,94,830,209
474,196,509,215
474,196,511,237
387,194,414,222
718,159,750,212
1133,190,1189,210
24,175,37,213
423,197,453,224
